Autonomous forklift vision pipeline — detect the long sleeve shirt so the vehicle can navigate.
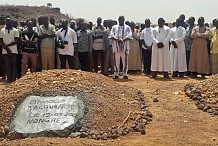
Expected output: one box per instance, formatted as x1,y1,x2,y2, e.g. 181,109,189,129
77,29,93,52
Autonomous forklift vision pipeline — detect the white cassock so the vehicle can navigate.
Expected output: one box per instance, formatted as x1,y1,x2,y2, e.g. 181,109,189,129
109,24,132,76
169,26,187,72
151,26,171,72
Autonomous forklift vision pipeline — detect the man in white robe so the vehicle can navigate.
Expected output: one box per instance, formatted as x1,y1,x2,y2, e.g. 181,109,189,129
170,18,187,77
151,18,171,78
109,16,132,79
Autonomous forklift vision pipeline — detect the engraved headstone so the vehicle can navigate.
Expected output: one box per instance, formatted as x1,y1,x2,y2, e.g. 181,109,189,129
10,95,85,137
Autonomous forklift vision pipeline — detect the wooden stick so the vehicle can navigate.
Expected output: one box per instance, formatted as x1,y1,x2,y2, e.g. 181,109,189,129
118,111,132,129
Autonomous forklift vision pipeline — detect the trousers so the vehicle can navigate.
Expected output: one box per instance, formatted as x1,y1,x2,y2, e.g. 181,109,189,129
113,51,128,76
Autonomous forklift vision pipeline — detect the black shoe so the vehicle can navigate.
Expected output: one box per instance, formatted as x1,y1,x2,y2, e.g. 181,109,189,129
191,73,197,78
179,72,185,78
185,71,191,76
201,75,206,79
102,74,109,76
163,72,170,78
113,76,119,79
172,74,178,77
179,75,184,78
123,76,128,79
164,75,170,79
150,75,156,78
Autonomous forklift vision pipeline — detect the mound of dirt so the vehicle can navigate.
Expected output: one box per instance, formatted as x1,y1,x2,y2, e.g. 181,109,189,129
184,75,218,115
0,70,151,140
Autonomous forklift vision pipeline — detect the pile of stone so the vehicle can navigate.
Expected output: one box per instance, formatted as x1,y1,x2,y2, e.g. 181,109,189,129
0,70,152,140
184,75,218,115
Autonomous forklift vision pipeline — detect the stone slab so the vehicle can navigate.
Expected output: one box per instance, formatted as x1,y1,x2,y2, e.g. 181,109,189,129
10,95,85,136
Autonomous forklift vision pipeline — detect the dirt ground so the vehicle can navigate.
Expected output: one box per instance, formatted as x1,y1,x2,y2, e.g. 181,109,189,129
0,74,217,146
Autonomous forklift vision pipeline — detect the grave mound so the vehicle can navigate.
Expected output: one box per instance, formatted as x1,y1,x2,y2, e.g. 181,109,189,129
0,70,151,140
184,75,218,115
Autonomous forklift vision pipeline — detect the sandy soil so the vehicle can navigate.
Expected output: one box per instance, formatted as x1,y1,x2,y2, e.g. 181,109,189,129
0,74,217,146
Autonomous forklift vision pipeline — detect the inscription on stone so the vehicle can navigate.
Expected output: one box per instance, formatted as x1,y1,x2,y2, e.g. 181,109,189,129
10,95,85,135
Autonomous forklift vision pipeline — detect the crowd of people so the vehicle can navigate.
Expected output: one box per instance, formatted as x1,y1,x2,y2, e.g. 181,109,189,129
0,14,218,82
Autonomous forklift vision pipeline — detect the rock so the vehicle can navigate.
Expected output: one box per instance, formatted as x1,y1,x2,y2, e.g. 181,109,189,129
141,130,146,135
111,129,118,134
97,134,103,140
7,132,23,140
203,106,209,111
142,119,147,124
122,131,128,136
135,123,145,132
0,131,5,137
80,127,88,132
102,133,108,140
199,99,205,103
153,98,159,102
196,96,203,101
190,93,195,99
2,138,6,142
136,115,142,122
192,95,198,100
197,103,205,110
111,134,118,139
140,104,146,109
112,125,118,129
122,128,130,136
10,95,85,137
213,111,218,115
137,91,143,95
80,132,88,138
69,132,81,138
185,90,191,97
195,90,201,95
99,131,104,135
207,109,214,113
91,134,97,139
145,116,152,122
107,127,112,131
146,112,153,118
131,123,137,128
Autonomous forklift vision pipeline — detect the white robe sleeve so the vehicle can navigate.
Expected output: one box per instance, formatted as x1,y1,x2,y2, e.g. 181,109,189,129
169,29,174,42
14,29,19,38
140,31,144,40
163,27,171,45
124,26,133,40
152,28,158,45
108,26,117,39
72,30,78,44
175,28,186,44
